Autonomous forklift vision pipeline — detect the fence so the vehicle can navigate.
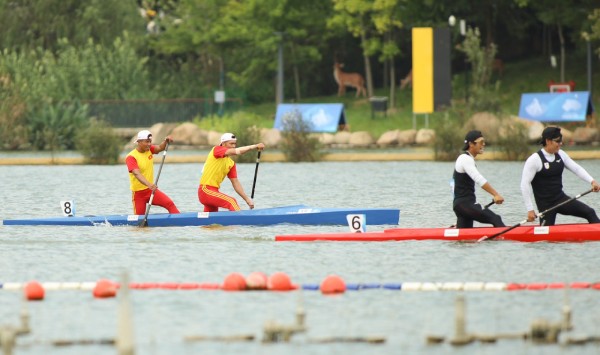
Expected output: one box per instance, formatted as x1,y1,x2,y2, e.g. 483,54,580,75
83,98,244,127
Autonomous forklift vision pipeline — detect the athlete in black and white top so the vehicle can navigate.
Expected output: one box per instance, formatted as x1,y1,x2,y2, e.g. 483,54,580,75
453,130,506,228
521,126,600,226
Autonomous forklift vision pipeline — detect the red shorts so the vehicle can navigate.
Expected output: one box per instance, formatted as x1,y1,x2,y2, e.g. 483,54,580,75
198,185,240,212
132,189,180,215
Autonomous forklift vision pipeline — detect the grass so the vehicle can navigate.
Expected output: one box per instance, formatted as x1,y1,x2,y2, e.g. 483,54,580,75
240,52,600,138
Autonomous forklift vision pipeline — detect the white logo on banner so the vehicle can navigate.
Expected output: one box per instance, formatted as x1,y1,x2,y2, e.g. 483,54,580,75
525,98,544,117
562,99,581,112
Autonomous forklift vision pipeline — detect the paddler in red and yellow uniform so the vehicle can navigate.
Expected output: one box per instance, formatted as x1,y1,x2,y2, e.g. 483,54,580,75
126,130,180,215
198,133,265,212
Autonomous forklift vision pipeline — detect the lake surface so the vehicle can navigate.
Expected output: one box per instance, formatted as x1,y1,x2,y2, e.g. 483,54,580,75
2,160,600,354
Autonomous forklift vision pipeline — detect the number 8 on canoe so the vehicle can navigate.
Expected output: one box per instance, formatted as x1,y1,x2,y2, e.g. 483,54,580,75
60,200,75,217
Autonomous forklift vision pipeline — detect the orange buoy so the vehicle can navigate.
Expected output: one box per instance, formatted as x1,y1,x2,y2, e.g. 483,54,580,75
246,272,268,290
222,273,247,291
570,282,591,289
506,283,526,291
320,275,346,294
93,279,117,298
24,281,45,301
267,272,295,291
159,283,179,289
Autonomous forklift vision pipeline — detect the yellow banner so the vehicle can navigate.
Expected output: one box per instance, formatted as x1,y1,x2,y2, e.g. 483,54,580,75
412,28,433,114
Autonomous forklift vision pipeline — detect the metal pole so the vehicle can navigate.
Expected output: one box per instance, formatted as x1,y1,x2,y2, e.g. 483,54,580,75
460,20,468,103
587,39,592,96
275,32,284,105
219,57,225,116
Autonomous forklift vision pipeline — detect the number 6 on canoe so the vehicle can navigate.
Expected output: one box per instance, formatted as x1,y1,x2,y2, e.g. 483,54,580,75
139,142,170,227
478,189,593,242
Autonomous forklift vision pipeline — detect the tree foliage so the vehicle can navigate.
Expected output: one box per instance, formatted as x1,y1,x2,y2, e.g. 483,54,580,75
0,0,598,152
458,28,501,113
0,0,145,51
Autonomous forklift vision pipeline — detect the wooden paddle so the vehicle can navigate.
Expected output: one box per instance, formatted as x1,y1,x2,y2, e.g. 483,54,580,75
478,189,594,242
250,150,261,199
139,142,170,227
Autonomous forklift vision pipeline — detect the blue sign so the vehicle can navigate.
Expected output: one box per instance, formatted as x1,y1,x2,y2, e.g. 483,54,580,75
274,104,346,132
518,91,594,122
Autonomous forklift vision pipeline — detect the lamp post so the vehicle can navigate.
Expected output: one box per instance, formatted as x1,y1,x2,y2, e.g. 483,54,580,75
448,16,468,103
585,35,592,96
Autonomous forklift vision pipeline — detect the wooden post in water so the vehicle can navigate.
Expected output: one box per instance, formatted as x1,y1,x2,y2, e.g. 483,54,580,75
449,295,473,345
117,271,135,355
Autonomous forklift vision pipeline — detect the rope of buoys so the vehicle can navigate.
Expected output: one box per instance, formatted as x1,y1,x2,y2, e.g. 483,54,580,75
7,278,600,301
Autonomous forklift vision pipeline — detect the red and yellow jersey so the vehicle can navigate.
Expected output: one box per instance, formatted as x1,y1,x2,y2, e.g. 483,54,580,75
200,146,237,188
126,146,156,191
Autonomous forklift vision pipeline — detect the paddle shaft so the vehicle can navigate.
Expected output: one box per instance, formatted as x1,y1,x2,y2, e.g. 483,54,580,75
250,150,261,199
140,142,170,227
480,189,594,241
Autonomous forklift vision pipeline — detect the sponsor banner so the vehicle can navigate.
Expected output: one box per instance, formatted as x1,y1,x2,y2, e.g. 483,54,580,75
518,91,593,122
274,103,346,132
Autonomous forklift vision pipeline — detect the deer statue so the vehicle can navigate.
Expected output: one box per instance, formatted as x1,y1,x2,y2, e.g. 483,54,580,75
400,69,412,90
333,62,367,98
491,59,504,77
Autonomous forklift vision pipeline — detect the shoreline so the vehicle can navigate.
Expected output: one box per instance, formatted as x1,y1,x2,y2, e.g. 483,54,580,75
2,148,600,165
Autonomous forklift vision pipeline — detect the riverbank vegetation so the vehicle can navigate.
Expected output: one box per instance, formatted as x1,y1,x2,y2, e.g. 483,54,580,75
1,1,599,162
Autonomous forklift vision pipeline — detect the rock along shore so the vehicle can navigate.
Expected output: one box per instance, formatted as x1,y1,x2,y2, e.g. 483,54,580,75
2,148,600,165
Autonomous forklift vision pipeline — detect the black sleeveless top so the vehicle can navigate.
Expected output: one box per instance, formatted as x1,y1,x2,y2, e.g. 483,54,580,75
453,152,475,207
531,150,566,208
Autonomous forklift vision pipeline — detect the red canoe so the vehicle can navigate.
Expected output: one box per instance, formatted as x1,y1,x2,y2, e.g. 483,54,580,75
275,223,600,242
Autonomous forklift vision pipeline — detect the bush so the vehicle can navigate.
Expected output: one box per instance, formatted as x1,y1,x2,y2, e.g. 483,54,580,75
433,109,468,161
279,110,322,162
29,101,89,151
195,111,265,163
228,113,263,163
459,28,502,114
76,119,122,164
0,78,29,150
496,118,531,161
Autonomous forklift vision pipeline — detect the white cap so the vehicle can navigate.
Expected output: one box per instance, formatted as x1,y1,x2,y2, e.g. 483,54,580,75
137,130,153,141
220,133,237,144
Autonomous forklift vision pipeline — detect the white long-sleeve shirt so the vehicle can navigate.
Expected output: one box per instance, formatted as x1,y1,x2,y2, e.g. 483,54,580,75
454,153,488,187
520,148,594,211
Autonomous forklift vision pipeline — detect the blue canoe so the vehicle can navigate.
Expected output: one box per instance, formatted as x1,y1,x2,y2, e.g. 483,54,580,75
1,205,400,227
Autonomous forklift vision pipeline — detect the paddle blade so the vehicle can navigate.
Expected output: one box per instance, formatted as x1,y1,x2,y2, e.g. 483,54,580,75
138,203,151,228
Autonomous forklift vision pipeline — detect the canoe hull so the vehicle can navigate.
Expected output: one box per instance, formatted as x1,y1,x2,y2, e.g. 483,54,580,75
2,205,400,227
275,223,600,242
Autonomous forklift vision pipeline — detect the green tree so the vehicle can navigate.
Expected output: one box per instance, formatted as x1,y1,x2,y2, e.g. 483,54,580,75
329,0,377,97
585,8,600,55
371,0,405,109
458,28,501,113
0,0,145,52
516,0,598,82
153,0,332,102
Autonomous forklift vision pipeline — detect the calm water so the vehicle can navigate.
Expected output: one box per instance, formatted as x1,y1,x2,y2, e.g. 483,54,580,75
2,160,600,355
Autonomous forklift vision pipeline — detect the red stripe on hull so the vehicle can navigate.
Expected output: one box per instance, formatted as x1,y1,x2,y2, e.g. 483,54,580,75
275,224,600,242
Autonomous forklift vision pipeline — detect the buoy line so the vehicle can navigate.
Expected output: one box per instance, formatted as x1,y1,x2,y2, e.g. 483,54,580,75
4,276,600,301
